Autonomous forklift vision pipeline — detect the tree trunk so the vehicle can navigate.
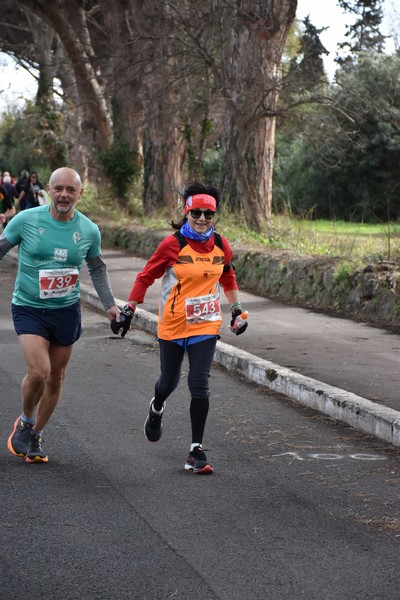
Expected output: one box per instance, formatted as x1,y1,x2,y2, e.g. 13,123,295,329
99,0,144,166
221,0,297,232
133,0,188,214
143,123,186,215
18,0,113,151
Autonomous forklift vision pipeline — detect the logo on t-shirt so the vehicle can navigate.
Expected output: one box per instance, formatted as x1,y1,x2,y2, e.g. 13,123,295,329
53,248,68,261
73,232,82,244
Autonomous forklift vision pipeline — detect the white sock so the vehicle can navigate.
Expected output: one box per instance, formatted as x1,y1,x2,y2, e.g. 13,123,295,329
190,443,202,452
151,401,164,415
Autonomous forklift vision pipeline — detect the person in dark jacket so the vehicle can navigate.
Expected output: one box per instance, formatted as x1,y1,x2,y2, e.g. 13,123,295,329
2,174,17,206
0,184,16,229
18,171,45,210
15,170,30,211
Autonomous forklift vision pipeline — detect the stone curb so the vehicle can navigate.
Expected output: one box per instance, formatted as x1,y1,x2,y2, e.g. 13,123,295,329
80,283,400,448
97,223,400,328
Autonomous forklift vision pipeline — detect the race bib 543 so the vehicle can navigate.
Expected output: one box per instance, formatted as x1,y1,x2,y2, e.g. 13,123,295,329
185,293,221,323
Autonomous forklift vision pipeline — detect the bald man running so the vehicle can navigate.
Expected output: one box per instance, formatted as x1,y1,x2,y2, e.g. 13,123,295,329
0,167,120,463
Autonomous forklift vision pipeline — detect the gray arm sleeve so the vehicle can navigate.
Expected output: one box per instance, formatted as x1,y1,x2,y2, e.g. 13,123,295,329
0,231,15,262
86,255,116,310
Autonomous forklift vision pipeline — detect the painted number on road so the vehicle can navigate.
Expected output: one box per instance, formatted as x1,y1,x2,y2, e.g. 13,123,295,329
272,452,386,461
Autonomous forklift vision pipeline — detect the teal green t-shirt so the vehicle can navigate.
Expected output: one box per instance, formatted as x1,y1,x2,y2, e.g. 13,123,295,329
5,205,102,308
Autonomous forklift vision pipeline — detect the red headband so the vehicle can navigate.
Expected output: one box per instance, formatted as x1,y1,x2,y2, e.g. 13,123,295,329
184,194,217,214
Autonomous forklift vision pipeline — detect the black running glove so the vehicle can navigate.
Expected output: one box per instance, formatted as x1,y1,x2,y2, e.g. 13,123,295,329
111,304,135,337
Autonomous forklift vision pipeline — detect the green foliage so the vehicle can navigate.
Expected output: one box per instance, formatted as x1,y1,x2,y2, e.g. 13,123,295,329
333,262,356,285
181,121,200,180
337,0,386,65
77,182,111,216
282,19,303,70
34,104,68,170
274,53,400,222
98,140,138,199
285,17,328,94
0,102,55,182
202,145,221,185
180,117,216,181
80,185,400,262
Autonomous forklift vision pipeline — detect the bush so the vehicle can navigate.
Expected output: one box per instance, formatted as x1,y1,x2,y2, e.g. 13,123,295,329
98,140,138,199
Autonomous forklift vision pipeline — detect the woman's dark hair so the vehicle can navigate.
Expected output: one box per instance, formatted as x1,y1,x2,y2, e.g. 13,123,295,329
29,172,44,188
171,181,221,230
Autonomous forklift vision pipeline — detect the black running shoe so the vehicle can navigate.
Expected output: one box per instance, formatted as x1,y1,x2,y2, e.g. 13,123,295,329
7,416,33,458
144,398,164,442
184,445,213,474
26,433,49,463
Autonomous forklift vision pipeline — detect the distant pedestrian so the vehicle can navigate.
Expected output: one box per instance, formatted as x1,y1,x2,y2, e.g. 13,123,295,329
1,167,120,463
18,171,45,210
111,181,248,474
2,174,18,206
0,184,16,229
15,170,30,211
1,170,16,185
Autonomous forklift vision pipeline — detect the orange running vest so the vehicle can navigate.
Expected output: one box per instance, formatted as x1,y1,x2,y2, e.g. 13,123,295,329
158,234,225,340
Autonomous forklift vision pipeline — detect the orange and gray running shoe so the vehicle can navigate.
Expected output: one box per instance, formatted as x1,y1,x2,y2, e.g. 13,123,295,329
7,416,33,458
26,433,49,463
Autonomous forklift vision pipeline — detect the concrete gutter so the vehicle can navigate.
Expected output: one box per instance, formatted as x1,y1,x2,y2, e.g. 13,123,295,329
81,283,400,448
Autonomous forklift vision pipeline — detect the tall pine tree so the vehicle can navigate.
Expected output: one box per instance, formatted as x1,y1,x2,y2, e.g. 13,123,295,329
336,0,386,67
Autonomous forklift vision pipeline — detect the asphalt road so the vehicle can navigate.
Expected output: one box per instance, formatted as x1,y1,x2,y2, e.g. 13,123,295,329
1,261,400,599
79,249,400,413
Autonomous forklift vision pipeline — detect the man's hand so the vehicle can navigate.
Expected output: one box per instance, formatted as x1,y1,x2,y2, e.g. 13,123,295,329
110,304,136,337
106,305,121,322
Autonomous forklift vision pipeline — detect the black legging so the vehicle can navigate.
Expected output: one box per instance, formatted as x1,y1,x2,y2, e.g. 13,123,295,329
154,337,217,444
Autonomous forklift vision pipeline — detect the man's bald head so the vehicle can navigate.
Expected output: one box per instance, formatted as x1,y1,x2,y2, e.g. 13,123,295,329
49,167,82,189
48,167,83,220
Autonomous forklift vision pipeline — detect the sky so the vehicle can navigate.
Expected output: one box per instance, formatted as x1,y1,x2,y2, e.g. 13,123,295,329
297,0,348,75
0,56,38,111
296,0,396,76
0,0,397,111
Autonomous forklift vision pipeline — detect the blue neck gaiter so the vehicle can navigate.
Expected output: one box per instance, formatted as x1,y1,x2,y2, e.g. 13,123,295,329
180,220,214,242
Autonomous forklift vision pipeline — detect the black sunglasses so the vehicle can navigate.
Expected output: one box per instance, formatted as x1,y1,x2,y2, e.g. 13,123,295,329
190,209,215,220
